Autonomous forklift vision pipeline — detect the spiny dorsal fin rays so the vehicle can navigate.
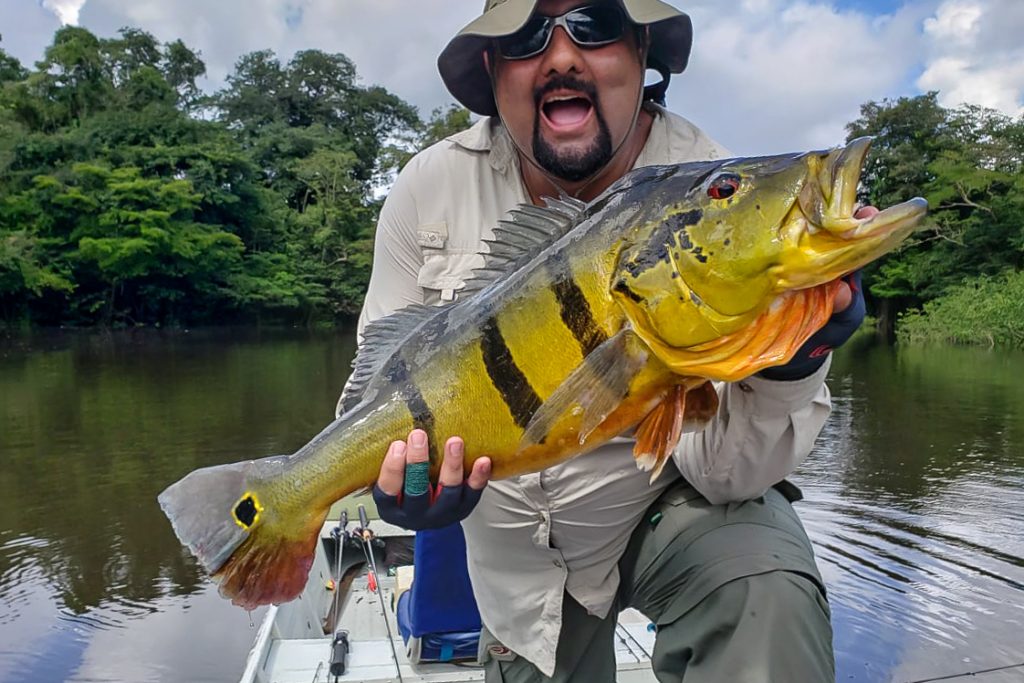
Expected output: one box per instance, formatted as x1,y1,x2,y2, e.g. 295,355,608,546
340,199,587,416
519,330,648,452
463,198,587,295
336,304,437,417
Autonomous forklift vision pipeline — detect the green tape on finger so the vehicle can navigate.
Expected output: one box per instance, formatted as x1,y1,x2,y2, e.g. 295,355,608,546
404,461,431,497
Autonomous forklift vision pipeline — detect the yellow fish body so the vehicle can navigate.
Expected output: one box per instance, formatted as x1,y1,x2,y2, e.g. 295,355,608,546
159,138,926,609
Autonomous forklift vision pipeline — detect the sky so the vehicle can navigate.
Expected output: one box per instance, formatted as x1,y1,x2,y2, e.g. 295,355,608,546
1,0,1023,155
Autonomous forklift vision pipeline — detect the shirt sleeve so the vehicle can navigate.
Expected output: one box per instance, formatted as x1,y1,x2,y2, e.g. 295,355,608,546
336,165,425,418
672,357,833,504
356,166,425,337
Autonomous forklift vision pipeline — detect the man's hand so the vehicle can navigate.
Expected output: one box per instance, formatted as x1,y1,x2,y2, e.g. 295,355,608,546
758,206,876,381
372,429,491,530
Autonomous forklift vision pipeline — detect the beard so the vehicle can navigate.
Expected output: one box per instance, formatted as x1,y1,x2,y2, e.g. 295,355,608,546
531,77,614,183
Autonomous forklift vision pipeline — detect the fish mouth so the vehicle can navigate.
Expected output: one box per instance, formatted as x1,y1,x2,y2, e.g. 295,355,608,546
784,137,927,281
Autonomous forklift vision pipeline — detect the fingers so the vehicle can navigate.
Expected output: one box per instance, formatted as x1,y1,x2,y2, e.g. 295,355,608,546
855,205,880,220
406,428,430,466
381,429,488,496
377,440,407,496
438,437,466,488
467,456,492,490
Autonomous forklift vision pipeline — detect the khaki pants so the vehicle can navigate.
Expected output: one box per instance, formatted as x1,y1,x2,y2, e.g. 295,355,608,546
480,480,833,683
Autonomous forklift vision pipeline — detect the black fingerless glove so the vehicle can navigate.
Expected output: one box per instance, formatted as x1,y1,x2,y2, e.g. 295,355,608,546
372,478,483,531
759,271,866,381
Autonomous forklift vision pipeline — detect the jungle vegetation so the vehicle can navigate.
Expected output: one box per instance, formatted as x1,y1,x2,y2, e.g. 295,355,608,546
1,29,1021,347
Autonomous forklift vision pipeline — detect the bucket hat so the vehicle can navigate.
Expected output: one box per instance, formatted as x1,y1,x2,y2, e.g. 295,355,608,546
438,0,693,116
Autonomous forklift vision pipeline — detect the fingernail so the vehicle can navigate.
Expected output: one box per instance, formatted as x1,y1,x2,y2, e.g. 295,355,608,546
410,430,426,447
481,459,491,474
451,440,464,458
391,441,406,459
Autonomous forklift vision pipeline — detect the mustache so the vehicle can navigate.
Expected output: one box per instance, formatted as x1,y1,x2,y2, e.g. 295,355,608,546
533,75,600,108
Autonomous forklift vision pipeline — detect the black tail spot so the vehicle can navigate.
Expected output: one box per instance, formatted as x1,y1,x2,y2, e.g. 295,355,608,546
234,496,259,528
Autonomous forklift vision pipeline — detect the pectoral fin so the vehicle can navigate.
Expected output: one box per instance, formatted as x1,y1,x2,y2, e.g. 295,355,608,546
519,330,648,450
633,380,719,484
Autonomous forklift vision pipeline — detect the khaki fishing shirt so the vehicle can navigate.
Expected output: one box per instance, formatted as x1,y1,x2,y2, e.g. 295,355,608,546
353,105,833,676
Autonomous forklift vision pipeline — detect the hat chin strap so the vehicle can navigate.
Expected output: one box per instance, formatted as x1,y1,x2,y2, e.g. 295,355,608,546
490,40,650,201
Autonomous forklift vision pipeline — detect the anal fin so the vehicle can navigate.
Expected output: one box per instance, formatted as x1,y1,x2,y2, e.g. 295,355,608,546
519,330,647,451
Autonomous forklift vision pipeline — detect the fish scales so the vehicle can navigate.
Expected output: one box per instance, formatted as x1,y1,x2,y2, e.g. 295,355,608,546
158,139,928,610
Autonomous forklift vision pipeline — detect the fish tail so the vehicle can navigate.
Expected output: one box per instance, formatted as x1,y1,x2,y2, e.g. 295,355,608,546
157,455,328,610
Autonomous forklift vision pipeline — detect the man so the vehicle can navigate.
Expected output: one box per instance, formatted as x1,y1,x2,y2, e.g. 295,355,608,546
354,1,867,680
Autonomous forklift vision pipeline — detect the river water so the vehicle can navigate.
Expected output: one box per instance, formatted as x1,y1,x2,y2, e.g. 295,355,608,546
0,329,1021,683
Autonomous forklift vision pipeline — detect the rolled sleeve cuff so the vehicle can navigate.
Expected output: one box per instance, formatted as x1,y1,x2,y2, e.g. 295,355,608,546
736,354,833,417
676,356,832,505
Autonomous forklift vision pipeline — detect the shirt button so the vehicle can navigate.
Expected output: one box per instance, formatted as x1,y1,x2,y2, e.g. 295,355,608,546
738,381,753,393
553,559,563,568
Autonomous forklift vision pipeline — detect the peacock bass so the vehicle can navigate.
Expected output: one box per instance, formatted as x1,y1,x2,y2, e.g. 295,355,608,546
158,137,926,610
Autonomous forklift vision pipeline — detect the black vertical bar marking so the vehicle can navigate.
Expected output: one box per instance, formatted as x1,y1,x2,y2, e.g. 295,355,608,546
385,358,438,464
546,252,608,356
480,316,542,429
550,277,608,355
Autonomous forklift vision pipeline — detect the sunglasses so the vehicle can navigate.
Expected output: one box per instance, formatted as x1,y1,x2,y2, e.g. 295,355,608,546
496,4,627,60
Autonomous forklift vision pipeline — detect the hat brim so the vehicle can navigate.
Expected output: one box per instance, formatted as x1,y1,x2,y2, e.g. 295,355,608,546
438,0,692,117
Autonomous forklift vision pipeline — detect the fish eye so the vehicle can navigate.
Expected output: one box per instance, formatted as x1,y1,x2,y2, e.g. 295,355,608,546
707,173,741,200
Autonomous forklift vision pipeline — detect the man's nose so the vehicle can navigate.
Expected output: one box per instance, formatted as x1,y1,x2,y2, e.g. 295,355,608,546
540,25,583,75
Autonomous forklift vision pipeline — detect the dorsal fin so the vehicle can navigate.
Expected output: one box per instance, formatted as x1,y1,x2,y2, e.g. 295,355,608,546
462,197,586,295
335,304,436,417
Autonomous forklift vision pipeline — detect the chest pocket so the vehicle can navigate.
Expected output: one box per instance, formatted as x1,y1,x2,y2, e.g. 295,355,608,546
416,222,484,306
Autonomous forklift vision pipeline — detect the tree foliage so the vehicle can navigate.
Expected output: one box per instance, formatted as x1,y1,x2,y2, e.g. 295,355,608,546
846,94,1024,344
0,28,464,327
15,28,1019,343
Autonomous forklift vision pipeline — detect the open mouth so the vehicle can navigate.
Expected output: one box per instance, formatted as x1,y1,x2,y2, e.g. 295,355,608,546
800,137,926,241
540,94,594,131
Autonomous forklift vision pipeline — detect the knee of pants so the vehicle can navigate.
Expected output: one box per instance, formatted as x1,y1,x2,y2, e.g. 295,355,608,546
621,486,824,626
651,571,834,683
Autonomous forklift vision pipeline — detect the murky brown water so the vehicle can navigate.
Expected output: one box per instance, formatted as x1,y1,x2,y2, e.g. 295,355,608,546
1,329,1022,682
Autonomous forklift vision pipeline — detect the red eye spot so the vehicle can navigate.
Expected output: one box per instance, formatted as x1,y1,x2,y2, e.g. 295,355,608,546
708,174,740,200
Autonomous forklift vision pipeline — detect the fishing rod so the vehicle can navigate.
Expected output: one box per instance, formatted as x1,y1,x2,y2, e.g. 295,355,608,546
357,504,404,683
328,509,350,681
905,661,1024,682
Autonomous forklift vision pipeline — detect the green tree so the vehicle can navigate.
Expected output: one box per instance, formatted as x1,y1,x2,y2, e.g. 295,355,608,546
847,94,1024,338
384,104,474,173
0,48,27,84
0,27,439,327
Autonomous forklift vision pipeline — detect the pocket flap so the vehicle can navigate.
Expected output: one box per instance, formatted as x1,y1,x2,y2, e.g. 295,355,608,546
416,252,485,302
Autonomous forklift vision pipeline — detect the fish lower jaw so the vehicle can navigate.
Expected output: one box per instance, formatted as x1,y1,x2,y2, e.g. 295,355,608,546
835,198,928,240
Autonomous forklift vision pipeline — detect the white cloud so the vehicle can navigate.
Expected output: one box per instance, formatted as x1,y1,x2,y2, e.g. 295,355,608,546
670,0,929,153
5,0,1023,154
41,0,88,26
917,0,1024,116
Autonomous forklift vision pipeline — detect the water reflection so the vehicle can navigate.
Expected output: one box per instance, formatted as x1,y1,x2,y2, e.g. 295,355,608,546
795,339,1024,682
0,329,352,682
0,330,1022,682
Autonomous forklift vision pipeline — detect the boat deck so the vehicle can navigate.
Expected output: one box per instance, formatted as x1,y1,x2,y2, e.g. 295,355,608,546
241,521,660,683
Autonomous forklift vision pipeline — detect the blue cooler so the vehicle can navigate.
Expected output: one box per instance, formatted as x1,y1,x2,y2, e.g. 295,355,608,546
396,523,482,663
